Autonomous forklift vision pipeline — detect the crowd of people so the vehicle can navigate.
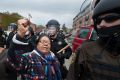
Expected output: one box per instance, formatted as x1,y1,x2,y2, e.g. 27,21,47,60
0,18,72,80
0,0,120,80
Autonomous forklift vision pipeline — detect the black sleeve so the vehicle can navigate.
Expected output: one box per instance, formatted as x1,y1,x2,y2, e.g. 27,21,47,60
63,45,72,59
6,32,14,48
60,39,72,59
75,48,84,80
67,48,85,80
0,36,6,48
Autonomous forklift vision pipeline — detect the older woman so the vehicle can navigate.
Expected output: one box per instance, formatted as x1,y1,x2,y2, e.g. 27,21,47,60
6,19,61,80
14,33,61,80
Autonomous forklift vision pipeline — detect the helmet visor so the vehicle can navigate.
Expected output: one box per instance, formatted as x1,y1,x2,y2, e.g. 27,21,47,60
46,26,57,36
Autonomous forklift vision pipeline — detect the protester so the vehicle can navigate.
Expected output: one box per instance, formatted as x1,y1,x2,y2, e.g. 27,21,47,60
6,18,35,79
46,19,72,79
67,0,120,80
8,33,61,80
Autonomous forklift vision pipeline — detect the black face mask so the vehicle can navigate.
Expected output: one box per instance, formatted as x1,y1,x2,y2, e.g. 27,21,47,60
97,25,120,55
97,25,120,38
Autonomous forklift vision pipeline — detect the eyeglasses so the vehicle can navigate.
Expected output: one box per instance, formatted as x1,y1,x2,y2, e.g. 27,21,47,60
95,13,120,25
39,40,50,45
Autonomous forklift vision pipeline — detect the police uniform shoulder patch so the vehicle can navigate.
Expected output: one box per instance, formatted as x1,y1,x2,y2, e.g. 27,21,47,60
58,41,62,45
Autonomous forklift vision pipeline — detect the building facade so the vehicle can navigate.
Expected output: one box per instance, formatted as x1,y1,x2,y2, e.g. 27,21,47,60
73,0,96,30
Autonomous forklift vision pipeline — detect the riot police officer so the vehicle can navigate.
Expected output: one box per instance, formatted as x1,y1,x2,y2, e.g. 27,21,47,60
6,23,18,48
67,0,120,80
46,19,72,79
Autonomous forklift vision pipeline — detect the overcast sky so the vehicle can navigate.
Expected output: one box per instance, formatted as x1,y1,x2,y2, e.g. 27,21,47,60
0,0,84,28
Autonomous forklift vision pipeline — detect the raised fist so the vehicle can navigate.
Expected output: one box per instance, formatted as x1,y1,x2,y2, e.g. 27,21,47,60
17,19,30,38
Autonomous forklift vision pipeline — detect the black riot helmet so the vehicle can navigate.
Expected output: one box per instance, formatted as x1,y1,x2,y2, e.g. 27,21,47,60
46,19,60,30
93,0,120,19
92,0,120,55
9,23,17,31
46,19,60,38
93,0,120,33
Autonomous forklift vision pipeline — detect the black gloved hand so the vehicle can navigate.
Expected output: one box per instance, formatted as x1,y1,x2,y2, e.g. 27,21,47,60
57,52,64,59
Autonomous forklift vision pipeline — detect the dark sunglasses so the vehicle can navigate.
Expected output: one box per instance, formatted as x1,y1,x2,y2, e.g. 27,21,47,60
95,13,120,25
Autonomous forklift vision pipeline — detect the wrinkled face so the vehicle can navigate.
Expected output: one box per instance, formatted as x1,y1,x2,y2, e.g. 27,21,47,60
46,26,57,37
37,36,51,54
96,13,120,28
